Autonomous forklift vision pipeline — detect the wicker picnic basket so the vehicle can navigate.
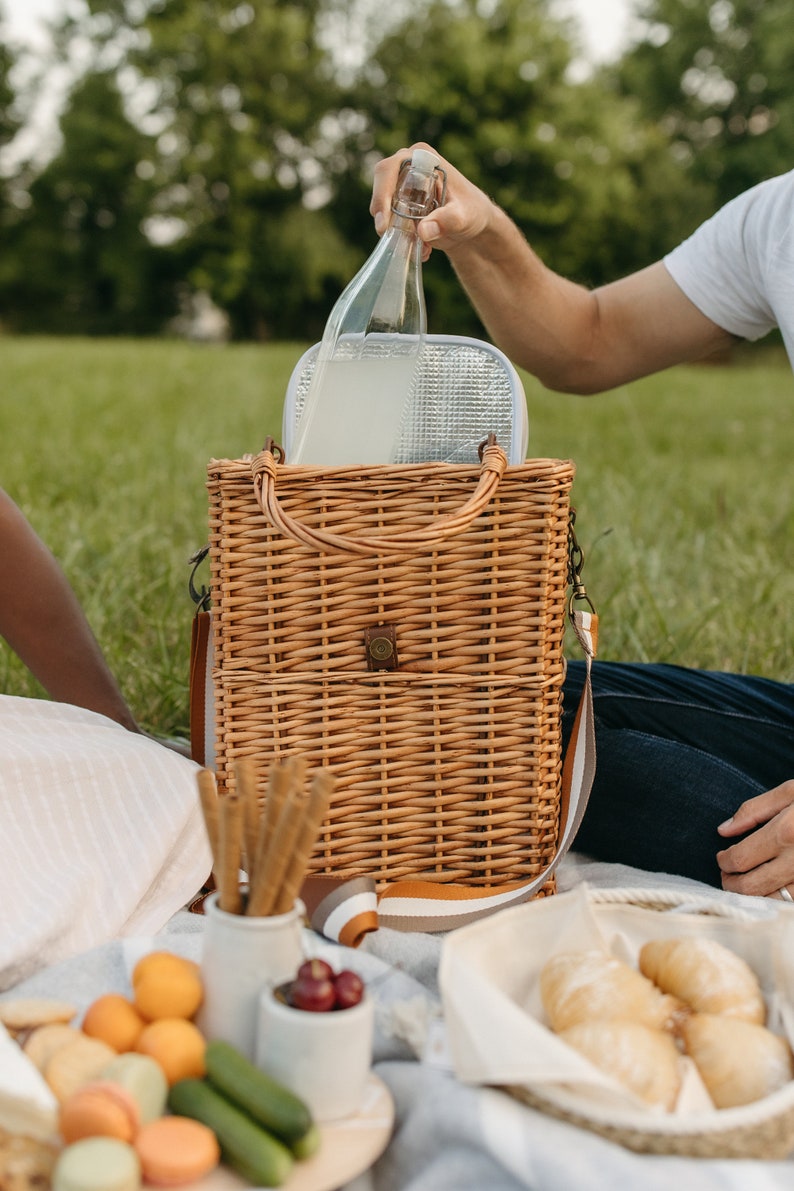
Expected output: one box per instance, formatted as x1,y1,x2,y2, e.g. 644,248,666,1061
196,438,583,916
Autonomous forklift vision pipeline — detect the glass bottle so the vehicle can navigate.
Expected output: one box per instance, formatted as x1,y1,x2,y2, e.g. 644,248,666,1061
290,148,441,465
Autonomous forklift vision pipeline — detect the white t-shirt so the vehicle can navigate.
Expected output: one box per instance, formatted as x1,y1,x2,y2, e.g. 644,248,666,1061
664,168,794,368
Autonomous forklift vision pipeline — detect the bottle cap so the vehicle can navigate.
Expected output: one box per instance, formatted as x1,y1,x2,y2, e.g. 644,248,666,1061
410,148,440,176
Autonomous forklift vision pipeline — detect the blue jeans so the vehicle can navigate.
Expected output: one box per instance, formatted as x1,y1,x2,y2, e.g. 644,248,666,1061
562,661,794,886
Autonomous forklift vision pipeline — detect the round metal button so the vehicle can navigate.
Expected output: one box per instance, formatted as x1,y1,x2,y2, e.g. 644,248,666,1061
369,636,394,661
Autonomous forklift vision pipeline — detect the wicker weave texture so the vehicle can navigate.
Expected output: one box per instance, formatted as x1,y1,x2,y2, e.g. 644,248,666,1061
207,454,575,890
511,1085,794,1160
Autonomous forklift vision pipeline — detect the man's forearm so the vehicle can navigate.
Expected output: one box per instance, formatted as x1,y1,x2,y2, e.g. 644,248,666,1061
443,203,604,393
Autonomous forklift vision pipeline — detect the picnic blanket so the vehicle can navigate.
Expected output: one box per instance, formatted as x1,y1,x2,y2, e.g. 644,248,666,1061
4,851,793,1190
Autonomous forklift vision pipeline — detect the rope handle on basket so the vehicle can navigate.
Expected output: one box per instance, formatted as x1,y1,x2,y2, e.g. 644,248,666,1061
251,435,508,556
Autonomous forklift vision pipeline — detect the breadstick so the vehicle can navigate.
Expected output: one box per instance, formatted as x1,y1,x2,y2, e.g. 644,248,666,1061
218,789,244,914
272,769,335,914
196,768,222,877
249,759,292,899
247,761,309,917
234,756,260,876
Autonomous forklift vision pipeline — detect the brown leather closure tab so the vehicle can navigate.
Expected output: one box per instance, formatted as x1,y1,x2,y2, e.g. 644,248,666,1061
365,624,398,671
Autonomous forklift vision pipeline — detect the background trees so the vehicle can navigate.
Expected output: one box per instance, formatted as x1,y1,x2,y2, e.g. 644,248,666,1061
0,14,22,309
355,0,703,332
6,70,175,333
0,0,791,341
0,23,17,151
618,0,794,209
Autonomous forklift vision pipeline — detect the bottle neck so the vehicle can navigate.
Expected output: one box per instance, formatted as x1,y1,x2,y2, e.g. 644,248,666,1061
375,213,423,258
388,210,423,238
390,158,439,223
367,223,424,334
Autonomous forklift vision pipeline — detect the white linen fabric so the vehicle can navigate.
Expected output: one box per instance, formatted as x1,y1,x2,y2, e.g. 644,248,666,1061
664,167,794,366
0,694,211,990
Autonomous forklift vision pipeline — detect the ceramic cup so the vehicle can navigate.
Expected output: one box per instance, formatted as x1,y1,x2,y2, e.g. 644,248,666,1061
255,985,374,1122
198,893,304,1060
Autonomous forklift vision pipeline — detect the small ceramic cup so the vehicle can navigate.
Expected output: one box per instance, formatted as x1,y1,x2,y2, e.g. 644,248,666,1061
255,985,374,1122
198,893,304,1061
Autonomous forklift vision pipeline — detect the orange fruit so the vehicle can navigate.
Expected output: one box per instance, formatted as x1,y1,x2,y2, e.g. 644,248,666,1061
134,1018,206,1086
132,951,200,987
81,995,146,1053
131,952,203,1022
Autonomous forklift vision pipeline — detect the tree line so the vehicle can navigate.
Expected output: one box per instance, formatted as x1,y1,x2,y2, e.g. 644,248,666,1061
0,0,791,341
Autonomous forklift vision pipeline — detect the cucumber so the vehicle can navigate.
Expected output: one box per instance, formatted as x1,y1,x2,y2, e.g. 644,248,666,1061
169,1078,293,1187
291,1121,321,1160
204,1039,313,1144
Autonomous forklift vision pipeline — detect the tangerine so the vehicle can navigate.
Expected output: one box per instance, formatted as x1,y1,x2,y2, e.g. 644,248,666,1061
134,1018,206,1086
81,995,146,1053
131,952,203,1022
132,951,200,987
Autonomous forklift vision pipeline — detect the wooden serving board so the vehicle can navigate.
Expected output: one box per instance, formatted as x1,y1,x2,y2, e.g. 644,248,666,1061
189,1074,394,1191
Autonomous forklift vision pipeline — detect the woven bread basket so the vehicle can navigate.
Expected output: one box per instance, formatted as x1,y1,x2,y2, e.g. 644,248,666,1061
440,884,794,1159
511,1076,794,1159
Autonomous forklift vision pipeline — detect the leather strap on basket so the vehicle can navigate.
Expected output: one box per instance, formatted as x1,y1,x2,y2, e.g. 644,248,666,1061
297,525,599,947
251,436,508,555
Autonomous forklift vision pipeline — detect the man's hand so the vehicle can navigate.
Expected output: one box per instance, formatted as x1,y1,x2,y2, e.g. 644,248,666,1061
370,142,497,261
717,781,794,899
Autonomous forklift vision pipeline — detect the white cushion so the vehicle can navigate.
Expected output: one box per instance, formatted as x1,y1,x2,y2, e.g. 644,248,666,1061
0,695,211,990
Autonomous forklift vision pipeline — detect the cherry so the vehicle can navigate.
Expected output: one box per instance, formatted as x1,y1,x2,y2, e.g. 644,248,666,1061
290,967,338,1014
286,959,366,1012
333,969,364,1010
297,958,334,982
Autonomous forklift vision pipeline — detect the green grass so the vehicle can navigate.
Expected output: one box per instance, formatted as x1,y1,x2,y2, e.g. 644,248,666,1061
0,336,302,736
1,336,791,736
525,344,794,680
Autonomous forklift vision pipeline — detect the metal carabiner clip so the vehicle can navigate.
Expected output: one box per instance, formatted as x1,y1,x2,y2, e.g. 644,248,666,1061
567,510,597,620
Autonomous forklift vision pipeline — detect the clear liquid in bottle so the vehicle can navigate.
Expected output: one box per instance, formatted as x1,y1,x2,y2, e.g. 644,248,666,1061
291,148,441,465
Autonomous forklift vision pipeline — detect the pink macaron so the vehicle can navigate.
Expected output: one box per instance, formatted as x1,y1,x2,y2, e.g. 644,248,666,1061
59,1080,140,1145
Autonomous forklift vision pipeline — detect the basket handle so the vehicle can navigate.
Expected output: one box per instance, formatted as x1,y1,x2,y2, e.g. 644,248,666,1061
251,436,509,556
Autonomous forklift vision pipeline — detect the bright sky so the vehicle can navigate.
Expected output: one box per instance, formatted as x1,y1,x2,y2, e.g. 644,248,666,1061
3,0,59,48
3,0,635,62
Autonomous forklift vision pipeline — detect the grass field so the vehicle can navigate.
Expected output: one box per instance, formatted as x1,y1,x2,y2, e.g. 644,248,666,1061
1,335,791,737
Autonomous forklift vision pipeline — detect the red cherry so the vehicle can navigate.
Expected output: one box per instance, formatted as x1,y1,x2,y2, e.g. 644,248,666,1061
297,958,334,982
290,969,336,1012
333,969,364,1010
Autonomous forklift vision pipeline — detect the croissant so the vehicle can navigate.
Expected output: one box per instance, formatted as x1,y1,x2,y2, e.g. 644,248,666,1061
539,949,685,1034
681,1012,794,1108
639,937,766,1024
559,1018,682,1110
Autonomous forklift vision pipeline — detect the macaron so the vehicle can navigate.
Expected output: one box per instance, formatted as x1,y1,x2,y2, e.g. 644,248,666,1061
134,1116,220,1186
101,1053,169,1124
53,1137,141,1191
59,1080,140,1145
